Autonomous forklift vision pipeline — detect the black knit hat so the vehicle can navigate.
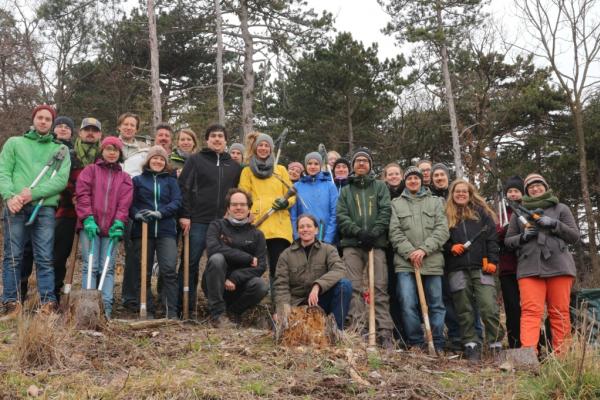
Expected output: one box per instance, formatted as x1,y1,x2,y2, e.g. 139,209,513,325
351,147,373,171
404,166,423,182
53,116,75,134
504,175,525,195
333,157,351,171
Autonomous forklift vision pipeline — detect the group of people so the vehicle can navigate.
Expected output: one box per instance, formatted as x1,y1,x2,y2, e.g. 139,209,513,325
0,105,580,362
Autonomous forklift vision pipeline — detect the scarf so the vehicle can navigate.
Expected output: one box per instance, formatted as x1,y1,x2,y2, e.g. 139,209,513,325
227,216,250,226
74,137,99,166
522,190,559,210
249,155,274,179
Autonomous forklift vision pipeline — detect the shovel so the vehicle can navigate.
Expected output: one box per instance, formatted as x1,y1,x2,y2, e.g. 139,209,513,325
71,238,105,329
182,232,190,320
59,233,79,314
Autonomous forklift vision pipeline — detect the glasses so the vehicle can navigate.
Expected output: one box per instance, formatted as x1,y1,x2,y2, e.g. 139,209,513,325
230,202,248,207
355,159,370,164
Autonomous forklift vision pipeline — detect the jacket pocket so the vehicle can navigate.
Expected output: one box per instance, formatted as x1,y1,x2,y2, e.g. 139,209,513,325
394,206,412,230
448,270,467,293
422,208,436,230
479,270,495,287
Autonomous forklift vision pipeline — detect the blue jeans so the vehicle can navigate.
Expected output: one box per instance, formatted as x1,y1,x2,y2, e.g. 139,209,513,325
2,206,56,304
80,235,118,317
178,223,209,316
397,272,445,349
318,278,352,330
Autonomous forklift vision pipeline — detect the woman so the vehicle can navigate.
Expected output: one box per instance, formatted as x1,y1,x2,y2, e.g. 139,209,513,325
332,158,351,193
274,214,352,329
170,128,199,173
290,152,338,244
239,132,295,284
389,166,449,351
228,143,245,165
383,163,404,200
287,161,304,183
444,180,504,361
327,150,341,170
504,173,579,354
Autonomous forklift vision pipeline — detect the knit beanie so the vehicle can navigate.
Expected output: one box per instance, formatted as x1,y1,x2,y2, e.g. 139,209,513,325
53,116,75,134
31,104,57,122
145,145,169,164
432,163,450,179
404,166,423,182
524,173,549,191
304,151,322,166
229,143,245,154
100,136,123,152
333,157,351,171
504,175,525,195
351,147,373,171
288,161,304,173
254,133,274,150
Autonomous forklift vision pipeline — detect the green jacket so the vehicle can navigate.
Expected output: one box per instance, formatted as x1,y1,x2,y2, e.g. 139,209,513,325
389,188,449,275
336,174,391,248
0,131,71,206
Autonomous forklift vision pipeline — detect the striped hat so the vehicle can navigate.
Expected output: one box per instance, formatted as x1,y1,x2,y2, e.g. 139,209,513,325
524,173,548,191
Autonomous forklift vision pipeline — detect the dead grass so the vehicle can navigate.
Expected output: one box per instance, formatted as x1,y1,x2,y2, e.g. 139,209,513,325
14,313,67,369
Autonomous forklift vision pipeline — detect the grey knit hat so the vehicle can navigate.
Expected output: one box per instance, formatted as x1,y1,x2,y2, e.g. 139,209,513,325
254,133,274,150
304,151,322,166
432,163,450,179
404,166,423,182
229,143,245,154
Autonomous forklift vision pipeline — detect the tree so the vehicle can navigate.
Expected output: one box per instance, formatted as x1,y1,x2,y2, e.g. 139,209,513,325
517,0,600,277
147,0,162,127
215,0,226,125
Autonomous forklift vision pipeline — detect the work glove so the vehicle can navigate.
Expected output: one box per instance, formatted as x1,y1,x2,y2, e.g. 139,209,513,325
357,230,375,250
83,216,99,241
482,262,497,274
520,225,539,243
272,197,289,211
108,220,126,241
536,216,558,229
143,210,162,221
451,243,466,256
531,208,545,217
134,209,151,222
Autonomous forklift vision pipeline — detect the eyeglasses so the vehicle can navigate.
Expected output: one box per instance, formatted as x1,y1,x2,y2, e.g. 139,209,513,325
355,159,370,164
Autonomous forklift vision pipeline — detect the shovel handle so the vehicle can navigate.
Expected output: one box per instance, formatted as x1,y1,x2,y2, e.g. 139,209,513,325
415,269,436,356
183,233,190,320
86,239,95,290
97,239,115,291
140,222,148,319
60,233,80,312
368,249,376,348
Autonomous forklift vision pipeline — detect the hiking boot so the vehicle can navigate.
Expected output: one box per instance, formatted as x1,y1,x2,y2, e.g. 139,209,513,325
378,331,396,351
464,343,482,363
212,314,236,329
38,302,57,315
488,343,503,360
0,301,22,320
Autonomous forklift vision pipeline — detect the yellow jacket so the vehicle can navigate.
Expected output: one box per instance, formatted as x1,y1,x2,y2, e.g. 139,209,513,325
239,164,295,242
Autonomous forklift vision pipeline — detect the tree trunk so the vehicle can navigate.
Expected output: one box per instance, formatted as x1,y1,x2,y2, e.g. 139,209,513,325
147,0,162,127
214,0,225,125
239,0,254,137
346,97,354,154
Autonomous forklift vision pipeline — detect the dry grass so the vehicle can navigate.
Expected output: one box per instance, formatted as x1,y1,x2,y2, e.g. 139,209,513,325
14,313,67,369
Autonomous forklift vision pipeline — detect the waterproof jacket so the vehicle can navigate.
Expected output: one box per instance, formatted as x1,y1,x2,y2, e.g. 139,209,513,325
497,208,518,276
444,207,499,273
169,148,188,171
389,189,449,275
130,169,182,239
504,203,579,279
274,240,347,307
291,171,338,244
75,159,133,236
336,174,391,249
206,218,267,286
0,130,70,207
179,149,241,224
238,164,295,242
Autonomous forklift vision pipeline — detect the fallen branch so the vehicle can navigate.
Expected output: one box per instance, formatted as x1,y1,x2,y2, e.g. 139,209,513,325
345,349,371,387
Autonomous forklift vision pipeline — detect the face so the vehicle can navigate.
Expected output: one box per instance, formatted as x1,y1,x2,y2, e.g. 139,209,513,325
102,145,120,163
54,123,72,140
405,174,421,193
419,162,432,184
527,183,546,198
33,110,53,134
297,216,318,244
306,159,321,176
79,126,102,144
353,157,370,176
228,192,250,220
506,188,523,202
288,166,302,181
230,149,243,163
334,163,349,179
256,141,271,159
206,130,226,153
118,117,138,140
177,132,195,153
149,155,166,172
452,183,470,206
328,153,338,168
385,166,403,187
432,170,448,190
154,129,172,150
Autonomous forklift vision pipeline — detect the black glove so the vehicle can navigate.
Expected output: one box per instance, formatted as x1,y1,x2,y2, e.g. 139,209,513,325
520,225,539,243
272,197,289,211
536,216,557,229
358,230,375,250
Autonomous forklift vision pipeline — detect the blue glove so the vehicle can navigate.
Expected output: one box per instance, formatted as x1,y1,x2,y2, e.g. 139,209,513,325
536,216,558,229
520,226,539,243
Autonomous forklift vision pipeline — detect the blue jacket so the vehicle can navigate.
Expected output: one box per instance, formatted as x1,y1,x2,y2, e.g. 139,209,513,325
130,169,182,239
291,171,338,243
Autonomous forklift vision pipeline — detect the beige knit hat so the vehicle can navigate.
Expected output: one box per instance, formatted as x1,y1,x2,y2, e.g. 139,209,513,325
144,145,169,168
523,173,549,191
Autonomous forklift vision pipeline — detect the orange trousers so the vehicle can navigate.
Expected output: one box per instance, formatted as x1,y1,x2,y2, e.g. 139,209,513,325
518,275,573,353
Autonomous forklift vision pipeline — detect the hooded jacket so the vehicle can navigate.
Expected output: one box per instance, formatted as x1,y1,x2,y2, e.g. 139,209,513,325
75,159,133,236
179,148,241,224
291,171,338,244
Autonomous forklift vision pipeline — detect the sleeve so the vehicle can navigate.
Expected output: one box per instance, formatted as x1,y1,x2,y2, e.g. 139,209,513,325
371,183,391,238
114,174,133,223
238,167,252,193
205,221,254,267
177,157,196,219
551,204,580,244
157,177,182,218
388,201,416,259
313,245,346,293
324,182,338,243
290,183,300,241
418,198,450,255
75,165,94,220
504,212,522,250
228,230,267,285
484,213,500,264
273,248,292,306
0,138,16,200
336,187,361,238
31,144,71,201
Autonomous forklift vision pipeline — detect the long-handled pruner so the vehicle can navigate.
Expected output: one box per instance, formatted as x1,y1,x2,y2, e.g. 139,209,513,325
463,226,488,251
97,239,117,291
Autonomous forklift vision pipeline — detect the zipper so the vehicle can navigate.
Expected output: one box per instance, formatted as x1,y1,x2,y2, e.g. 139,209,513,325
101,168,113,233
153,174,159,237
216,154,222,219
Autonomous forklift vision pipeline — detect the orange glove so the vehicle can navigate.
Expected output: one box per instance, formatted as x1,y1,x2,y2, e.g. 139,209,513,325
482,262,497,274
451,243,466,256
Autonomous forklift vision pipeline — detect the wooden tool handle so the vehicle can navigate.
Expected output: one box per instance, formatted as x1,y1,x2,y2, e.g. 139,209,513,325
140,222,148,319
368,250,376,348
183,233,190,320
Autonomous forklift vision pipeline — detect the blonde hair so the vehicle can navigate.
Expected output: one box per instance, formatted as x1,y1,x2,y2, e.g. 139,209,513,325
175,128,199,152
244,131,261,160
446,179,496,229
117,112,140,131
382,162,403,180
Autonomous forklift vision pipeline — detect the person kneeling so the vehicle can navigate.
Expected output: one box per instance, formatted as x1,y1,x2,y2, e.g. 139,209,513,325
274,214,352,330
203,188,269,328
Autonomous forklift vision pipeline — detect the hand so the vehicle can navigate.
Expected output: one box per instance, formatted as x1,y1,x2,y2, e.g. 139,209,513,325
308,284,320,307
224,279,236,291
536,216,557,229
358,230,374,250
179,218,191,235
482,262,497,274
250,257,258,267
83,216,99,241
18,188,32,204
410,249,426,269
520,225,539,243
108,220,126,240
272,197,289,211
451,243,466,256
7,196,23,214
135,210,150,222
143,210,162,221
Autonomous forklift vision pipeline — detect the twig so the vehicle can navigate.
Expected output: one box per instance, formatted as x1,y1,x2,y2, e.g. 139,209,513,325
575,301,589,392
344,349,371,387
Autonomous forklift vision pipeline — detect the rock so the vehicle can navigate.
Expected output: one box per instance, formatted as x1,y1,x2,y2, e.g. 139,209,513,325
499,361,514,372
495,348,539,373
27,385,41,397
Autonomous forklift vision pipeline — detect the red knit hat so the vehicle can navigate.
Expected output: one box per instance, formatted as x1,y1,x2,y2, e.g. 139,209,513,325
100,136,124,151
31,104,57,122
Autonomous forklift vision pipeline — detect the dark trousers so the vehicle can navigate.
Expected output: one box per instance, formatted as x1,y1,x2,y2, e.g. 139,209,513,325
266,238,290,279
121,219,138,307
443,273,483,347
500,274,521,348
317,278,352,330
385,247,406,342
201,253,268,317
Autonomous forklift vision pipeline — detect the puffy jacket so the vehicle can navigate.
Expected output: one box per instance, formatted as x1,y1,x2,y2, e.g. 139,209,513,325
0,130,70,206
504,203,579,279
389,189,449,275
291,172,338,244
206,218,267,286
75,159,133,236
130,169,182,239
179,149,241,223
336,174,391,249
444,207,499,273
274,240,347,307
238,164,295,242
496,208,518,276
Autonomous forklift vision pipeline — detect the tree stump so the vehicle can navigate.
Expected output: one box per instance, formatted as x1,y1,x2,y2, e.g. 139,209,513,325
279,306,339,348
67,290,106,330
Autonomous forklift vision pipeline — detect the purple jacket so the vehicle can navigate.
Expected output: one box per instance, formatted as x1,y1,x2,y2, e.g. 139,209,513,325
75,159,133,236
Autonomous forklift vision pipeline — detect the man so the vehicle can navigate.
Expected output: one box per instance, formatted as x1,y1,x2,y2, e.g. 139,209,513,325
178,124,242,317
202,188,269,327
154,123,173,153
430,163,450,199
416,159,433,187
336,147,395,348
0,105,71,317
